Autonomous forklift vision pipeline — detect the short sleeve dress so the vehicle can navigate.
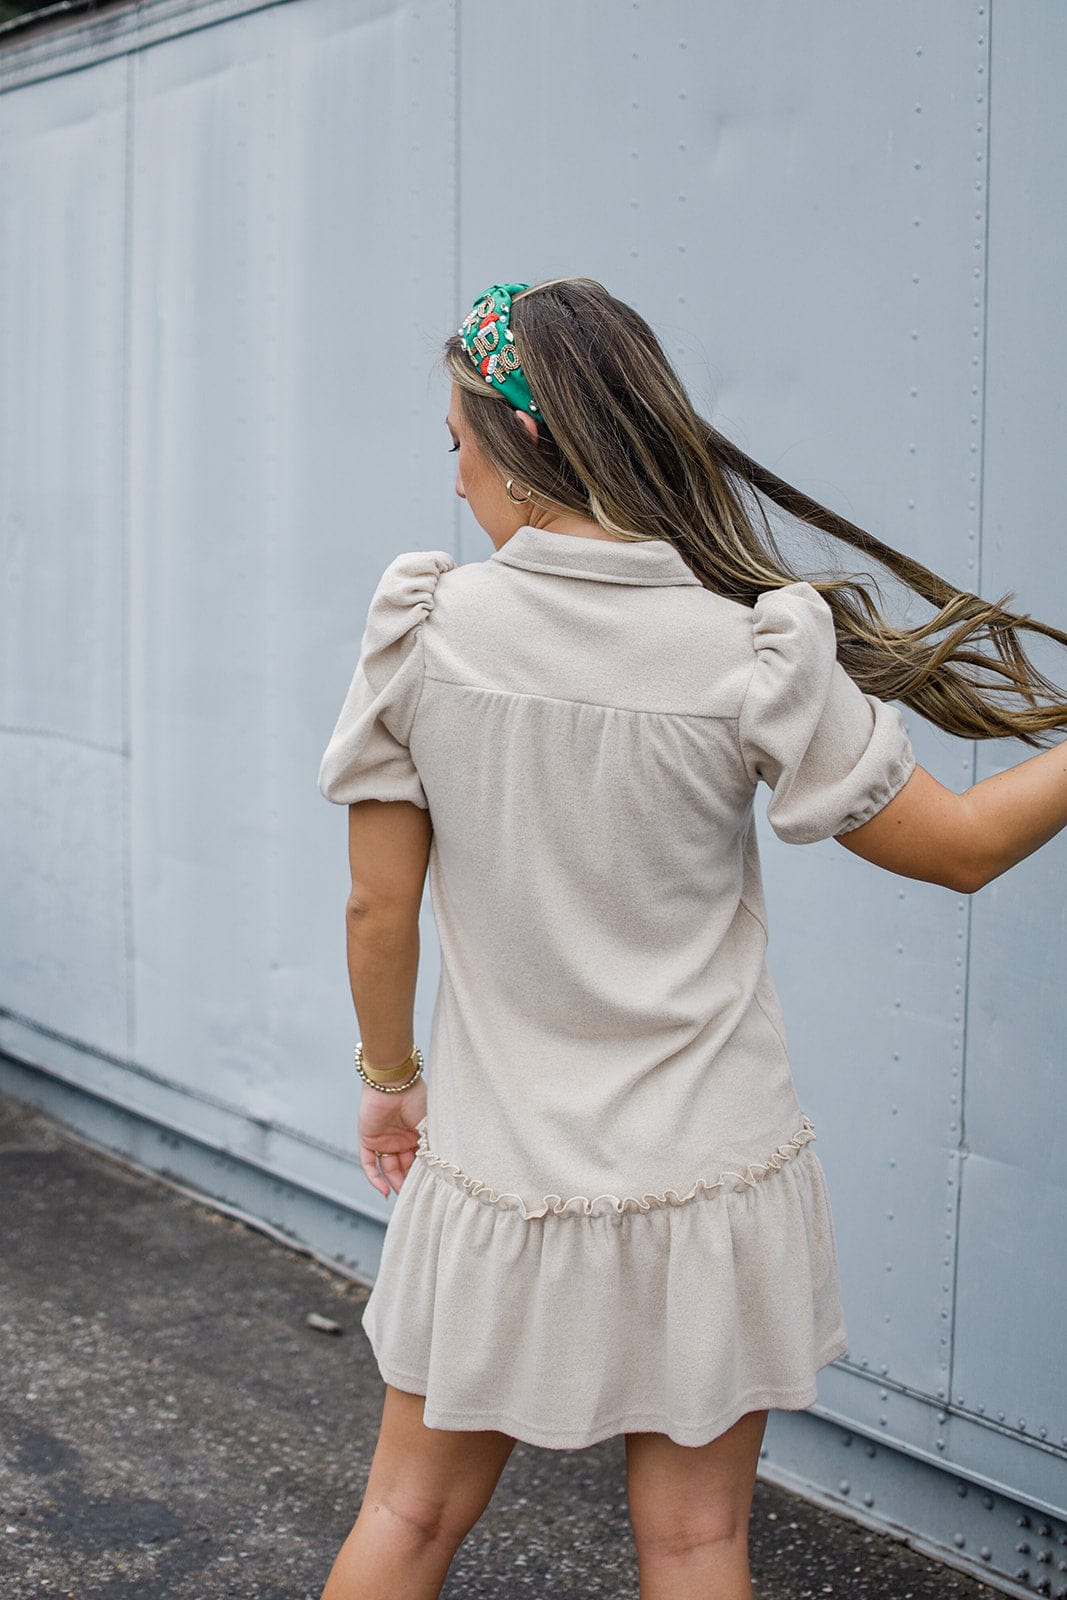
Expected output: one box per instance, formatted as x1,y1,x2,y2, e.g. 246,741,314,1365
318,524,916,1450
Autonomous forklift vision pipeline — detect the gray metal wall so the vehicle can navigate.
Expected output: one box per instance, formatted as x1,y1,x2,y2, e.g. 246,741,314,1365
2,2,1064,1591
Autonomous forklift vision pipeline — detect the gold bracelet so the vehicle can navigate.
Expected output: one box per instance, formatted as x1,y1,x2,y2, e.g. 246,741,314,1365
355,1042,425,1094
357,1055,424,1093
360,1044,419,1079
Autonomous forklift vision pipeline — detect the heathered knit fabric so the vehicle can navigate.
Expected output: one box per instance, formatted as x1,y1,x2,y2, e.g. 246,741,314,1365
318,524,916,1449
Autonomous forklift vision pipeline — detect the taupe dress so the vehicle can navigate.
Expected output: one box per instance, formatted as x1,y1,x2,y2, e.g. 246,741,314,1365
318,525,916,1449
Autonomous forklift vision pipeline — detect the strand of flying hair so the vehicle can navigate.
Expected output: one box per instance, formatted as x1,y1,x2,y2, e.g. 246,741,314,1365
705,427,1067,746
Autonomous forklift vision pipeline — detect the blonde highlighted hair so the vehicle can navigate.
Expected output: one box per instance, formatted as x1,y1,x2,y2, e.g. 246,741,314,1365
444,276,1067,746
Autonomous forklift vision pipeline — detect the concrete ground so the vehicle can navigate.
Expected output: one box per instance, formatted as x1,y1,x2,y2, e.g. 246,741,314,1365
0,1090,995,1600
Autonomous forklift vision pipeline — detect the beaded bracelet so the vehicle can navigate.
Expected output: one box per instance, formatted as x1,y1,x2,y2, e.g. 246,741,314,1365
355,1041,425,1094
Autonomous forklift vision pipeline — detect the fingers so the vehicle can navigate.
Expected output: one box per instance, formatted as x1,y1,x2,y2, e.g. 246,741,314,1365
378,1150,408,1195
360,1145,417,1198
360,1146,390,1199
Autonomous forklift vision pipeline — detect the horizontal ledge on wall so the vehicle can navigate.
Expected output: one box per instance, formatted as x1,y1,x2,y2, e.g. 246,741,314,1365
0,1014,394,1242
763,1409,1067,1600
813,1365,1067,1522
830,1358,1067,1466
0,0,293,91
0,1005,373,1181
0,1051,387,1284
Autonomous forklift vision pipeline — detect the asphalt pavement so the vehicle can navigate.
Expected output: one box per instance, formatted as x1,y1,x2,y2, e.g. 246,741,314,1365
0,1088,995,1599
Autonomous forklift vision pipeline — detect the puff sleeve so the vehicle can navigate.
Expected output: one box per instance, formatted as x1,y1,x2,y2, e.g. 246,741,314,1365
737,581,916,845
318,550,455,807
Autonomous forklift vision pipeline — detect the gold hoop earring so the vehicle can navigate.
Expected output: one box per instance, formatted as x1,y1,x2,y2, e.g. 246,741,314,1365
505,479,532,505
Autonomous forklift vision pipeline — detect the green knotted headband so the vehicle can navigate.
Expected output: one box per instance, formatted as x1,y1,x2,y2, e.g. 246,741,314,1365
457,282,542,418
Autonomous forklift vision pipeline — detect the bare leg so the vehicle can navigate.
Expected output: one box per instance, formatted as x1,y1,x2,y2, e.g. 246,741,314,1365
625,1409,768,1600
319,1384,516,1600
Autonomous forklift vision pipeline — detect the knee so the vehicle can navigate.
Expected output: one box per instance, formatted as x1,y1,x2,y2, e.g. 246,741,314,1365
361,1484,482,1553
631,1501,748,1564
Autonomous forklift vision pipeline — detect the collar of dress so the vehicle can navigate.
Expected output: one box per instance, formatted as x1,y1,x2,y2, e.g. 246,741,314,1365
489,524,704,587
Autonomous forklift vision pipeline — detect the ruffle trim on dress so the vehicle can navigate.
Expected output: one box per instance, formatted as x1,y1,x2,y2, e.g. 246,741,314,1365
414,1116,817,1220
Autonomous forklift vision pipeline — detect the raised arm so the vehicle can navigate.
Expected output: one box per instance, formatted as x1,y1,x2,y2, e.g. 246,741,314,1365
834,742,1067,892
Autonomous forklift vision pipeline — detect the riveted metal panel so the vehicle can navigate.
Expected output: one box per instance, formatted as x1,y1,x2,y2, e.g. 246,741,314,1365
766,1409,1067,1598
952,2,1067,1483
761,0,992,1396
0,745,128,1060
0,0,456,1221
122,0,455,1176
0,58,130,1061
0,60,128,750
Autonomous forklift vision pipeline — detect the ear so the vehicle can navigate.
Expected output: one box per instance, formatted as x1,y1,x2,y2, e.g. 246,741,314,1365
514,409,540,444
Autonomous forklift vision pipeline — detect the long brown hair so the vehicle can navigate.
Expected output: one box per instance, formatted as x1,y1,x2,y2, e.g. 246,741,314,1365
444,276,1067,747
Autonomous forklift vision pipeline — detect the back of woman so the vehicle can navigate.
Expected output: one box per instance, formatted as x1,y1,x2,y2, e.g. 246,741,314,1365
315,278,1067,1600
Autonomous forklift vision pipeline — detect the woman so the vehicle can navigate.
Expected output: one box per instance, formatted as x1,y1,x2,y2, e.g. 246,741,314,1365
316,278,1067,1600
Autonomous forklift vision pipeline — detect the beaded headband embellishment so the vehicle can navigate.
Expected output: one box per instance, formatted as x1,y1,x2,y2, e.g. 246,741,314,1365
457,282,542,417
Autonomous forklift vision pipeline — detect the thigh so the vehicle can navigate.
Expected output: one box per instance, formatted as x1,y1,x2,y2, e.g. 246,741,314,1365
363,1384,517,1535
624,1410,768,1550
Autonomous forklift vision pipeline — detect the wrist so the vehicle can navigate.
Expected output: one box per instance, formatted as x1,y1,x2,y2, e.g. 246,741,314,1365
355,1042,425,1093
363,1044,418,1079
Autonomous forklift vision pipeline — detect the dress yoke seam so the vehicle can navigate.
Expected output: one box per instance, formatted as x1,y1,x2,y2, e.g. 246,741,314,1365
422,673,745,720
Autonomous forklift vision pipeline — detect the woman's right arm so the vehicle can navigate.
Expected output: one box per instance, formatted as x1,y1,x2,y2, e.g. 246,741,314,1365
834,743,1067,893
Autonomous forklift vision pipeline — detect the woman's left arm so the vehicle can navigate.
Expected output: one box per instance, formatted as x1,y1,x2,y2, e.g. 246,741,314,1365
344,799,432,1196
836,741,1067,891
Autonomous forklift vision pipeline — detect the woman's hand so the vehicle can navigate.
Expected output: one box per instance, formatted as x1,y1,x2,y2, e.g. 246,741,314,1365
358,1077,428,1198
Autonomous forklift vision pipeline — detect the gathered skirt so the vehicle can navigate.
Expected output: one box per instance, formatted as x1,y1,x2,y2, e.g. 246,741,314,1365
361,1117,847,1450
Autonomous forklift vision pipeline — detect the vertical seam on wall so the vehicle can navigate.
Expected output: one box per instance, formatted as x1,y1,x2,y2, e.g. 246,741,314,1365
450,0,461,561
120,50,137,1065
264,29,280,1084
0,81,8,748
975,0,992,649
946,0,992,1418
